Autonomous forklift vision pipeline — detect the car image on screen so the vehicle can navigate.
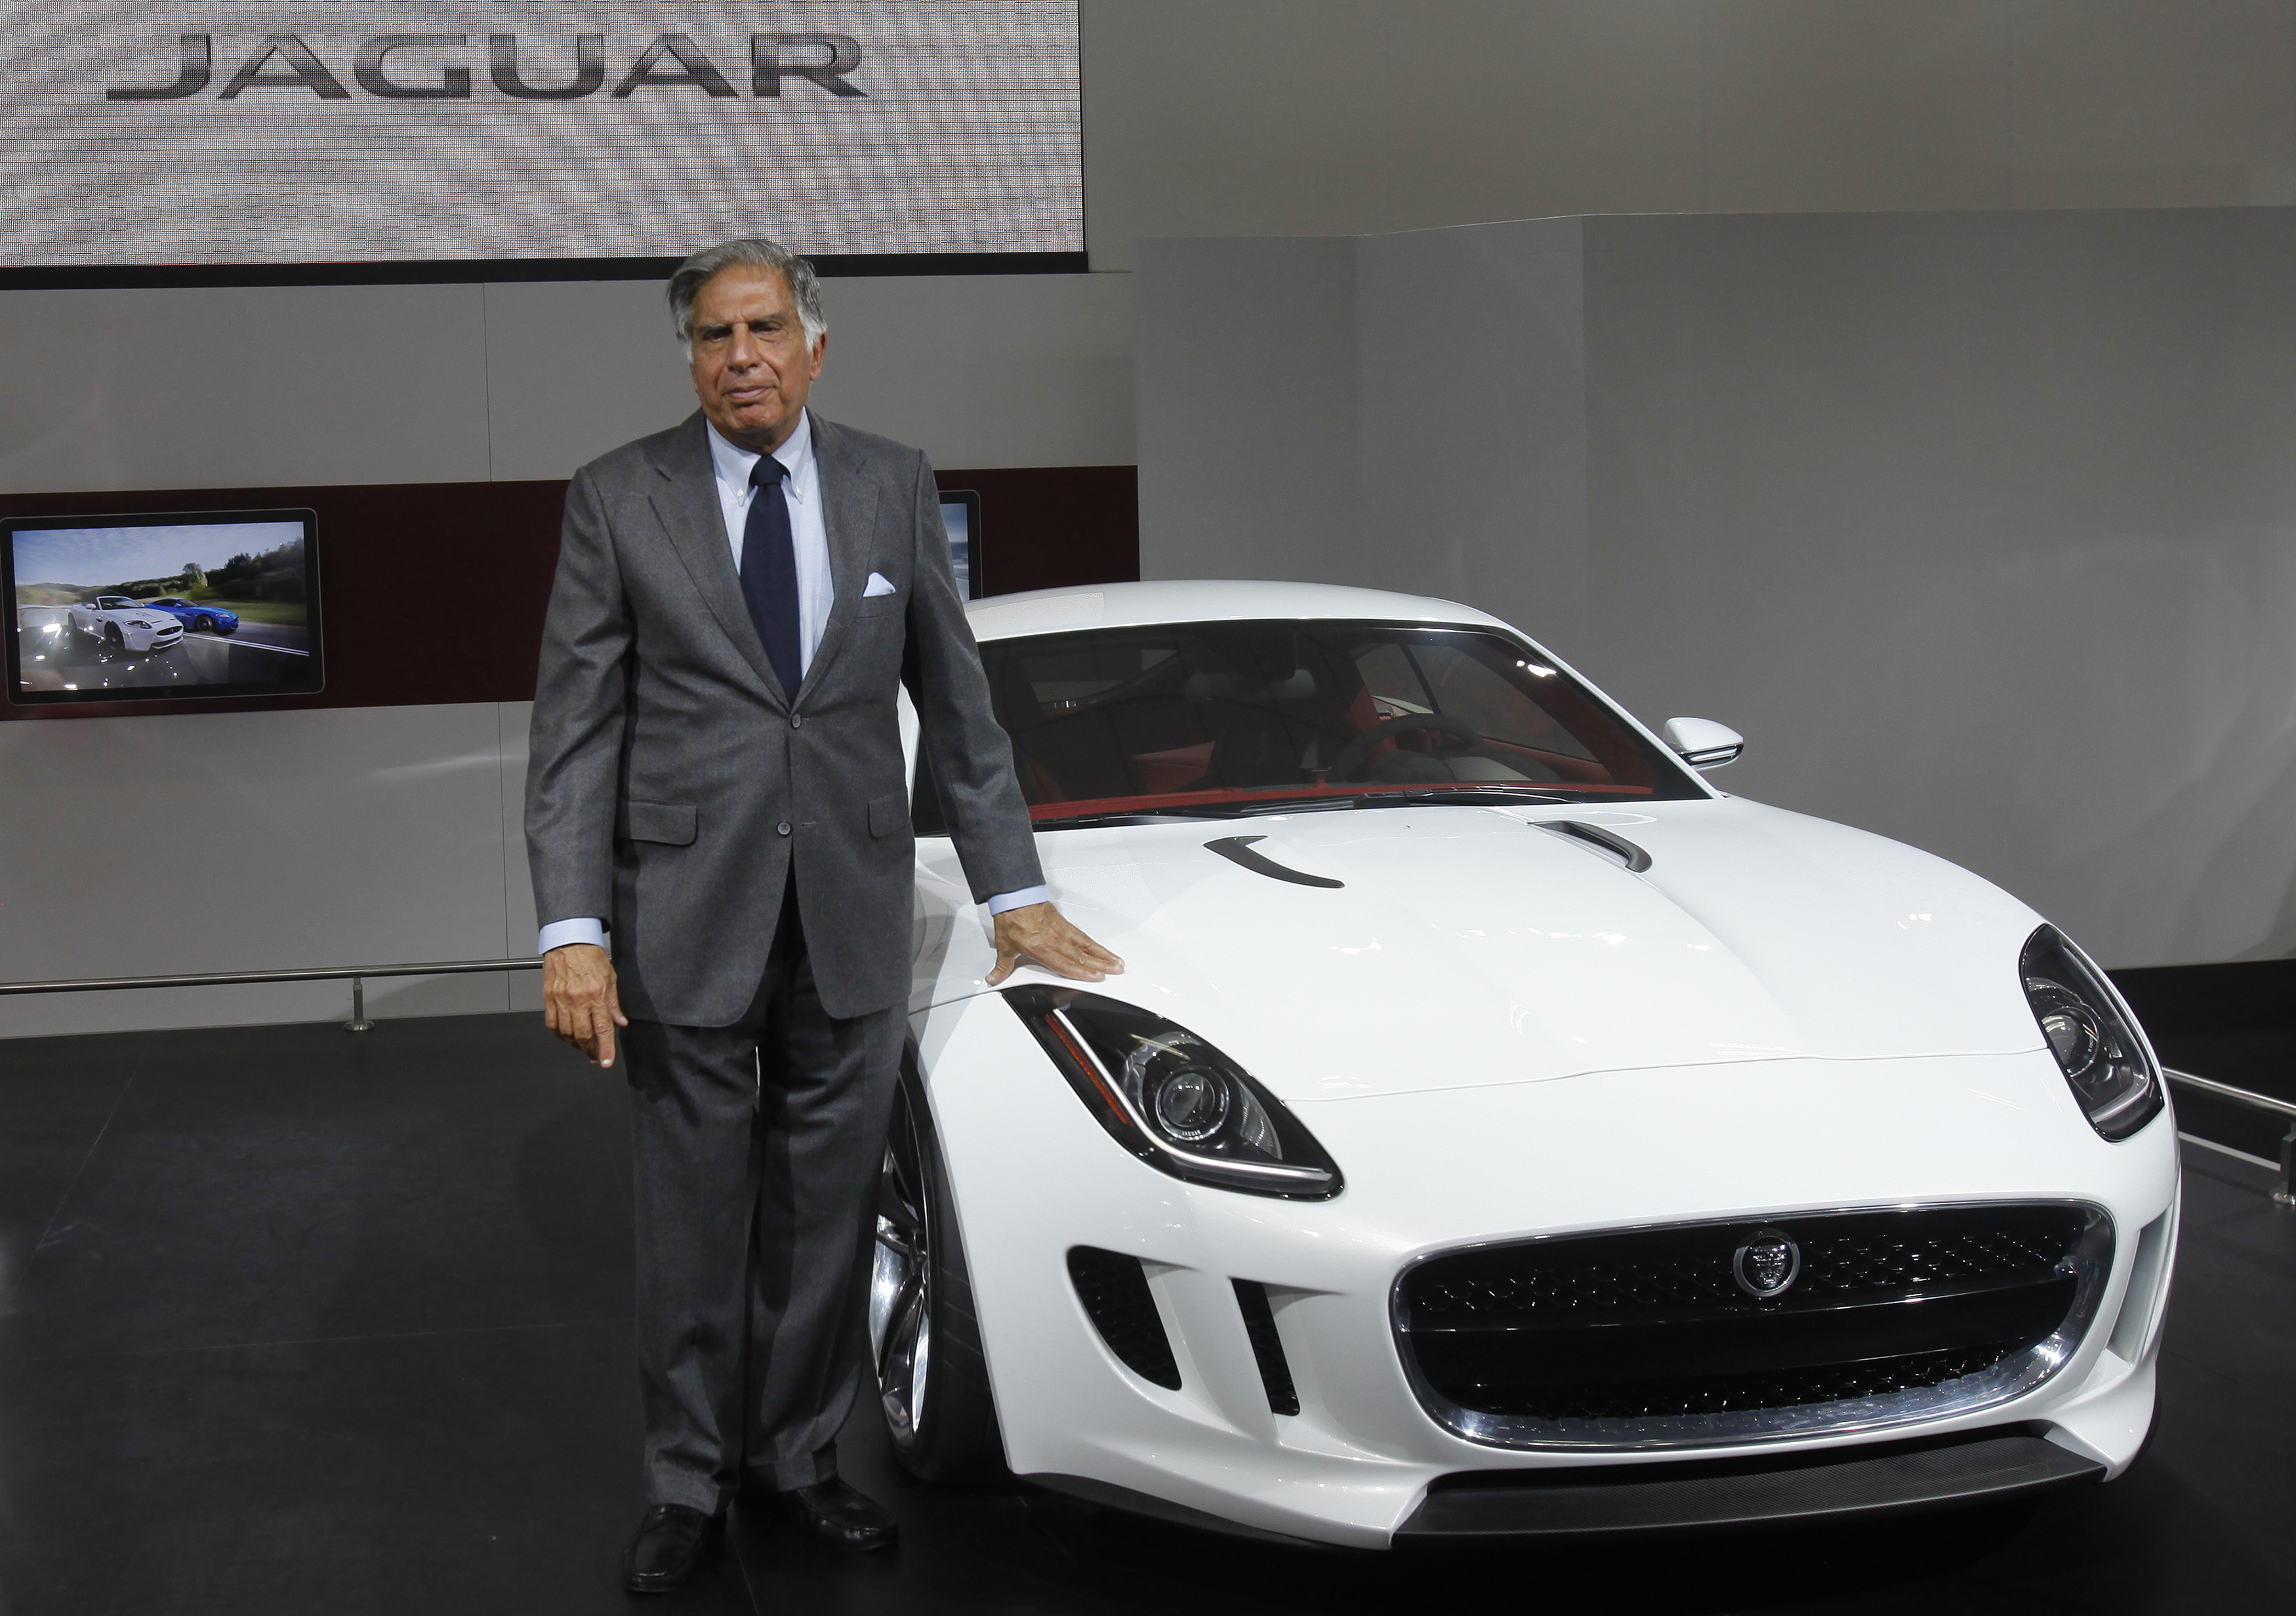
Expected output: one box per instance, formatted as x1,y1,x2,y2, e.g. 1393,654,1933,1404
67,595,183,655
5,509,323,706
142,597,239,636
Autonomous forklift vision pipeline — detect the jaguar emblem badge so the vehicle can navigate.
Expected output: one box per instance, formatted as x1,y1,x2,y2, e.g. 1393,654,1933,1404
1733,1229,1801,1299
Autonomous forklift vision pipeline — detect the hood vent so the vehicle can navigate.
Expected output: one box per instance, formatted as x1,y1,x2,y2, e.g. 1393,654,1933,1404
1204,836,1344,889
1538,820,1652,874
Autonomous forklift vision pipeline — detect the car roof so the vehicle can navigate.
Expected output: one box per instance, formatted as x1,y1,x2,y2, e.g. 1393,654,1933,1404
962,579,1515,645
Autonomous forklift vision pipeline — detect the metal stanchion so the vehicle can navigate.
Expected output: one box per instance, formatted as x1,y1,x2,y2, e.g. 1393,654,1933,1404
2164,1069,2296,1207
344,975,374,1034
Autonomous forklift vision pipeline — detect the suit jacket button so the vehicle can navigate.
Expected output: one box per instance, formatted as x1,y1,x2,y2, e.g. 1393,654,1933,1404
790,714,803,729
777,820,792,837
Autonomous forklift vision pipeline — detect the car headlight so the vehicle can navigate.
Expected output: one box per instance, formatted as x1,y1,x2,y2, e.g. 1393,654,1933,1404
2020,924,2163,1142
1005,986,1343,1198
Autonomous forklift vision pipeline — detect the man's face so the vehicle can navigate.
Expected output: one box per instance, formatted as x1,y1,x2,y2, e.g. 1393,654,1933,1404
687,265,825,451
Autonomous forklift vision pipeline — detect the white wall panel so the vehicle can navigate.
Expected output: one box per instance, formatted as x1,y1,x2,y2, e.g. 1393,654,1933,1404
1577,209,2296,970
1351,220,1588,646
1135,238,1357,584
484,272,1136,481
1140,222,1589,638
1080,0,2296,269
804,273,1136,471
480,279,705,484
0,284,492,495
0,702,527,1037
0,271,1132,502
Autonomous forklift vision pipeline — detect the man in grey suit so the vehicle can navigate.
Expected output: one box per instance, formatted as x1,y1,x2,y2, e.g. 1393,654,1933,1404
525,238,1119,1594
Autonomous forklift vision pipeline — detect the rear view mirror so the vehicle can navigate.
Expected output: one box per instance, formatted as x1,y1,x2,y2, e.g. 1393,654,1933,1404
1662,717,1744,769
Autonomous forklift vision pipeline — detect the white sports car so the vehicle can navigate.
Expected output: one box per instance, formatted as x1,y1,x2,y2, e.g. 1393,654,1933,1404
68,594,183,654
878,580,2178,1547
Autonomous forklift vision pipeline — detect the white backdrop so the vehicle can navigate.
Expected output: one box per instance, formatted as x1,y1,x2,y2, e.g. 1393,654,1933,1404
1138,209,2296,972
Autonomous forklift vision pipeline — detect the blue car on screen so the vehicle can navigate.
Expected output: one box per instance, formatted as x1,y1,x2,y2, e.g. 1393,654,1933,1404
144,597,239,635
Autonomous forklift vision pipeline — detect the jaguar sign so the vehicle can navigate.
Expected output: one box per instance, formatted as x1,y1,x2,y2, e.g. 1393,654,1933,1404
1,3,1082,270
107,33,869,101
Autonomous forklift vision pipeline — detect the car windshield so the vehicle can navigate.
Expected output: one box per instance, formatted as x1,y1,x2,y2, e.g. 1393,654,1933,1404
913,618,1704,830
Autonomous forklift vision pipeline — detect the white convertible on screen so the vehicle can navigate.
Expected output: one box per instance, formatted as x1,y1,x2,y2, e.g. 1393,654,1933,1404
68,594,184,655
877,580,2179,1548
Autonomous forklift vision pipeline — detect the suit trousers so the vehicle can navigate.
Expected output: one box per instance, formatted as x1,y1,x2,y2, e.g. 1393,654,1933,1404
621,878,905,1508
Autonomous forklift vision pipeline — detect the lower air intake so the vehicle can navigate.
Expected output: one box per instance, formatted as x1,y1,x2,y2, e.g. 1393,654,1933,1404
1068,1246,1181,1390
1232,1280,1300,1415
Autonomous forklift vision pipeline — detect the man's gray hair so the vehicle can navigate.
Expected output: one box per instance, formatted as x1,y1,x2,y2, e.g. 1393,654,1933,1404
666,237,827,352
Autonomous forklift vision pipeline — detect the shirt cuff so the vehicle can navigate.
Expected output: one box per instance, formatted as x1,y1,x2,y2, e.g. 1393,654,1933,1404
538,918,607,955
985,885,1050,916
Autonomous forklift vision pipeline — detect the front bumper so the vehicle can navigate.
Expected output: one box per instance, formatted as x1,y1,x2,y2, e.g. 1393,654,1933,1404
914,995,2179,1548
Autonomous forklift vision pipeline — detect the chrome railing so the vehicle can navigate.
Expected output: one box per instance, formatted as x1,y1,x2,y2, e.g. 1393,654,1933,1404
2165,1068,2296,1207
0,958,543,1033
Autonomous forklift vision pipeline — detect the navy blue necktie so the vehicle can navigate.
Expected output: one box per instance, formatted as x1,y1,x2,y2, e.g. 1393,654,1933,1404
739,455,802,698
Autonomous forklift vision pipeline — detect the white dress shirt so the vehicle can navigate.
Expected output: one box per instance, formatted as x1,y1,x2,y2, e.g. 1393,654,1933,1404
539,411,1043,956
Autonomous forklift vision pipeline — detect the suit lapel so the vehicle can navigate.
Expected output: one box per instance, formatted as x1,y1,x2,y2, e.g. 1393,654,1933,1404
646,413,784,705
798,412,879,702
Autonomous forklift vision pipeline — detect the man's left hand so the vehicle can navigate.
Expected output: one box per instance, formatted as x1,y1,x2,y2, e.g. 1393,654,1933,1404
987,902,1124,986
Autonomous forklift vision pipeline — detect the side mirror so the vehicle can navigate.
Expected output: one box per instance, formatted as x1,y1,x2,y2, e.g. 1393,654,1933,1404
1663,717,1744,769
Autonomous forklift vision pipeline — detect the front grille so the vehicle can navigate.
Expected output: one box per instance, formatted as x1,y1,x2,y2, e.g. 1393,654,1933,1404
1397,1203,2111,1449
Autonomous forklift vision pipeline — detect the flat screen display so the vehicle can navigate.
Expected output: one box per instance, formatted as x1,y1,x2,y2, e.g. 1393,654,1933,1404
4,510,325,705
940,491,981,599
0,3,1082,273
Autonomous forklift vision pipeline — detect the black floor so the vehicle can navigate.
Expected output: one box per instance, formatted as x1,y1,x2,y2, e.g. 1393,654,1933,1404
1,1010,2291,1615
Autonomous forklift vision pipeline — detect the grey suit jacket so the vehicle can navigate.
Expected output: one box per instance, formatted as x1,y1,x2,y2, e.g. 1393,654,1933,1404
524,409,1043,1024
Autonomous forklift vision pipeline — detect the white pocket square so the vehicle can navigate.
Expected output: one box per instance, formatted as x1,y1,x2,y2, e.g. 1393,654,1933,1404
861,572,897,598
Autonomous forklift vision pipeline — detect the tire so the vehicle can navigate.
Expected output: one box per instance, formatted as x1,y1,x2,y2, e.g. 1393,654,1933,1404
872,1053,1008,1483
102,625,123,654
194,615,215,634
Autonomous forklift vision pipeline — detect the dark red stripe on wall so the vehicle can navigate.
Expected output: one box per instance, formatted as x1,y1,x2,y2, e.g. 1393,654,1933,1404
0,467,1138,722
938,466,1140,599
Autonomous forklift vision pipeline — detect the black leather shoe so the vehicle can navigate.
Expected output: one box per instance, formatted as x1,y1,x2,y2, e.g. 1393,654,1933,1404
623,1503,721,1594
772,1476,898,1552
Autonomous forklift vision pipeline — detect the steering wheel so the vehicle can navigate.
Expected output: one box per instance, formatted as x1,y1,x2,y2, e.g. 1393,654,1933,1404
1330,713,1513,782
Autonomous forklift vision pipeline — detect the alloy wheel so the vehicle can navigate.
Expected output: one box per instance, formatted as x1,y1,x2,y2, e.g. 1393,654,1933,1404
871,1087,932,1449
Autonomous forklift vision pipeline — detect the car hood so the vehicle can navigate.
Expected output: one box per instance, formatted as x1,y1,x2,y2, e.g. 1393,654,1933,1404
937,798,2052,1103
